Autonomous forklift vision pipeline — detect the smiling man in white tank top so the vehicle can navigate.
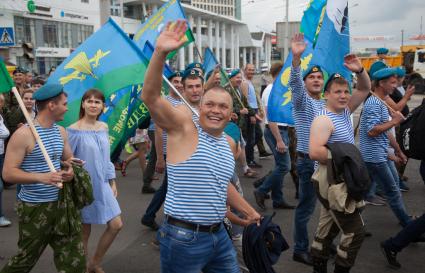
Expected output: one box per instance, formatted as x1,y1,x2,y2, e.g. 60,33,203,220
141,20,260,273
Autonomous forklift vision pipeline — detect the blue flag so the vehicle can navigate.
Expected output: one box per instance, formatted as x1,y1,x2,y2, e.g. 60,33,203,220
310,0,351,80
133,0,195,59
47,18,150,152
300,0,327,45
142,41,174,78
203,47,219,76
267,41,314,124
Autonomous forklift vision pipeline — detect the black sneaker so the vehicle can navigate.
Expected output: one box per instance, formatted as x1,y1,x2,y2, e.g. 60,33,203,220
259,152,273,159
142,185,156,194
380,242,401,269
248,161,263,168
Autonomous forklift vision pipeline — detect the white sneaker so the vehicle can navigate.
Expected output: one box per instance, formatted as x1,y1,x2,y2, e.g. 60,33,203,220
0,216,12,227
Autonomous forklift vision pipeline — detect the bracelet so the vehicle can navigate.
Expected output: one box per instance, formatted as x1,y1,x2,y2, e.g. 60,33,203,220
355,67,364,74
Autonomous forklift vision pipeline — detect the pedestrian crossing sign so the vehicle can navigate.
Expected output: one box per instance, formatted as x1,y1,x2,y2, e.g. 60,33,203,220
0,28,15,46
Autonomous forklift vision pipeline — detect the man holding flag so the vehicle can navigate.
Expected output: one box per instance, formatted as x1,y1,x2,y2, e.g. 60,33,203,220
141,20,260,272
0,84,85,273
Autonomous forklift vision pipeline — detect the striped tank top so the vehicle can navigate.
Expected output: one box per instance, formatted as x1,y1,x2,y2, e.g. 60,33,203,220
164,123,235,225
162,95,182,154
19,124,63,202
317,108,355,145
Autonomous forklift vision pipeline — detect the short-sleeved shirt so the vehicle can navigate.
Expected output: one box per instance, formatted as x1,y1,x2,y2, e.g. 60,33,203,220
359,95,390,163
289,66,325,154
246,80,258,109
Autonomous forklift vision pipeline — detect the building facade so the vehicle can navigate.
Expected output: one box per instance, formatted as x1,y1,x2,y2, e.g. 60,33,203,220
0,0,101,75
190,0,241,20
112,0,269,71
0,0,270,74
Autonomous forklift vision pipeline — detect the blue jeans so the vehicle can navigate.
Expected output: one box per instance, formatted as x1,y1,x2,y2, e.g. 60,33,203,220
384,213,425,252
365,161,411,227
258,127,290,206
157,221,239,273
293,157,317,254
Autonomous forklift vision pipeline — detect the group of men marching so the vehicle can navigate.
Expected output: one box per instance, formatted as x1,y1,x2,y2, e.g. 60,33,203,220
0,19,424,273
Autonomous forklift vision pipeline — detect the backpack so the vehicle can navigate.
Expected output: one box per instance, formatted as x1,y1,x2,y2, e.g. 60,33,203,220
398,99,425,160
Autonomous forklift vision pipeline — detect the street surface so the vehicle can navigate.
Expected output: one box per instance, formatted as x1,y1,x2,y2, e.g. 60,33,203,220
0,94,424,273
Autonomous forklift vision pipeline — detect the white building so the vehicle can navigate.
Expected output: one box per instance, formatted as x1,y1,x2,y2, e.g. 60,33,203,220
0,0,272,74
106,0,271,71
0,0,101,75
189,0,241,20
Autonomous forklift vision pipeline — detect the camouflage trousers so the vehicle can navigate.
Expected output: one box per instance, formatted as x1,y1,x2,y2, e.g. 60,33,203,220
288,127,299,193
1,201,86,273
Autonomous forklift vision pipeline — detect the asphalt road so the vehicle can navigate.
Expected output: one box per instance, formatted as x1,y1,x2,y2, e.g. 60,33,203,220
0,95,424,273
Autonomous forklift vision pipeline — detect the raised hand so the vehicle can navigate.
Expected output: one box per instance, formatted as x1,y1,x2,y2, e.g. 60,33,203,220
156,20,188,55
291,33,306,58
343,54,363,73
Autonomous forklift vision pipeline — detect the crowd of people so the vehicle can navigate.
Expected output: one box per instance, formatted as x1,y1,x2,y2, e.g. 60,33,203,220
0,20,424,273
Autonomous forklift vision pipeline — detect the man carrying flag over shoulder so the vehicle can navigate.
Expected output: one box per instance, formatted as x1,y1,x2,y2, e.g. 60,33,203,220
141,20,260,273
1,84,85,273
290,33,326,267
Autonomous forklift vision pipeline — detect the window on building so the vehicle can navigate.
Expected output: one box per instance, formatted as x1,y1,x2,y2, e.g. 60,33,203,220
42,23,58,47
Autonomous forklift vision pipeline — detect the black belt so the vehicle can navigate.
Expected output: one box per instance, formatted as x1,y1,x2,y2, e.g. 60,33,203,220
166,216,221,233
297,151,310,159
265,124,288,130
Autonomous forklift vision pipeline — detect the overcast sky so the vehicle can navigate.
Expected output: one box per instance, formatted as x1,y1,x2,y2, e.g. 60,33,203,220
241,0,425,51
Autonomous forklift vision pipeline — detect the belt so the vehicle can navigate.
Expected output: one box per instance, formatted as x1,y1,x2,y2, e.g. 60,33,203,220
166,216,221,233
265,124,288,130
297,151,310,159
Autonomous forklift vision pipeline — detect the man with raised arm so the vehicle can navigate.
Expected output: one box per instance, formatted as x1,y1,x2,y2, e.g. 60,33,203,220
141,20,260,273
290,33,326,266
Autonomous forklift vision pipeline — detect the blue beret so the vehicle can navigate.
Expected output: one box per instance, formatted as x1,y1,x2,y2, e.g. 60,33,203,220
324,73,346,91
302,65,323,80
395,67,406,78
13,67,26,74
33,83,64,101
167,71,182,80
373,67,397,81
377,48,389,55
182,68,204,81
228,69,241,79
369,61,388,80
185,62,204,73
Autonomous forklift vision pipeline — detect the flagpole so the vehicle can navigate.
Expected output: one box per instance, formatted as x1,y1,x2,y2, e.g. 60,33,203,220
162,75,199,118
10,87,62,188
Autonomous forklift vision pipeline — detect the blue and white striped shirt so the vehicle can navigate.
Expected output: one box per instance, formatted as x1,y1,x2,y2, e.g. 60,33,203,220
162,95,182,154
19,124,63,203
290,66,325,154
164,123,235,225
317,108,355,145
359,95,390,163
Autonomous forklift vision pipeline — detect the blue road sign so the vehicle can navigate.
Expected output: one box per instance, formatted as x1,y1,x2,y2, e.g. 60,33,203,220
0,27,15,46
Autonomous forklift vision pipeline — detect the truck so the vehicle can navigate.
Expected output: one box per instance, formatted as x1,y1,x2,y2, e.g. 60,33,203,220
360,45,425,94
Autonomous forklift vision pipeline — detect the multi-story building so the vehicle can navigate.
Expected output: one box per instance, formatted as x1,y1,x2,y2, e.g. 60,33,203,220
190,0,241,20
0,0,101,75
0,0,271,74
106,0,269,70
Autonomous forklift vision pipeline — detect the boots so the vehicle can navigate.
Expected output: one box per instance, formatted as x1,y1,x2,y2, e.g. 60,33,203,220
334,264,351,273
312,257,327,273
